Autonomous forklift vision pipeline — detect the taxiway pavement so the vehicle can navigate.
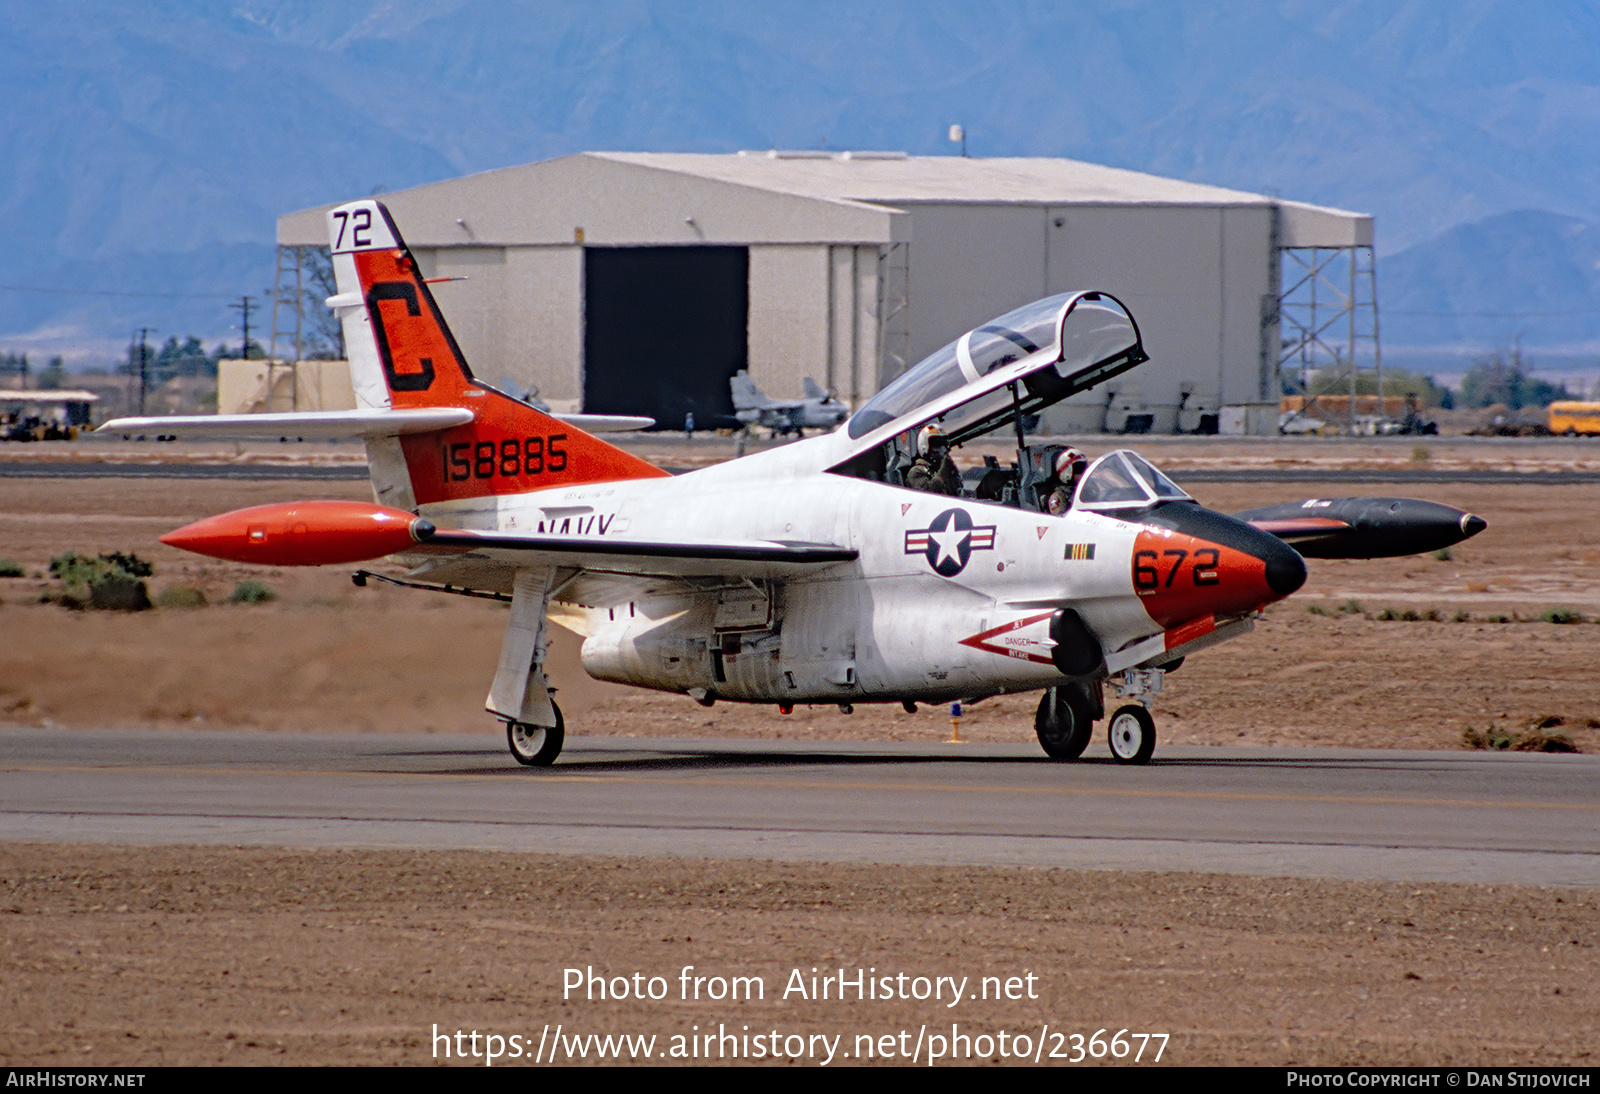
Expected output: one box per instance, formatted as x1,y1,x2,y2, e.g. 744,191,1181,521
2,728,1596,888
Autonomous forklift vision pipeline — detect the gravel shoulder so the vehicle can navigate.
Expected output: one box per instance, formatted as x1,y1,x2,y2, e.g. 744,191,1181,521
3,844,1595,1067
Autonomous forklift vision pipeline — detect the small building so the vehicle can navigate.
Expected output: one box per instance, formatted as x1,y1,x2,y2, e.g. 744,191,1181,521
276,152,1372,434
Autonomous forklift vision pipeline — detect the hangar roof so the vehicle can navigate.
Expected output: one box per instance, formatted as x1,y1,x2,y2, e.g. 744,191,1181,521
608,151,1280,206
279,151,1370,249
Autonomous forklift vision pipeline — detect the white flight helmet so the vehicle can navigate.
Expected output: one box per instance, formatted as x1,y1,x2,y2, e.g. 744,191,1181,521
1054,446,1087,479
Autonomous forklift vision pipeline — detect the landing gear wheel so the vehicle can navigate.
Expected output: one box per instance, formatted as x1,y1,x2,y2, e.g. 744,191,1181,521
1035,686,1094,760
507,702,565,767
1107,704,1156,765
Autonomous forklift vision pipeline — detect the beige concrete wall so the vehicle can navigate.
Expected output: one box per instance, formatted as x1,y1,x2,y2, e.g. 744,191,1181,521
849,245,881,407
217,360,274,414
901,203,1048,368
1221,205,1276,405
1041,203,1277,432
824,245,886,407
748,244,829,400
505,246,583,410
425,246,507,388
407,245,583,411
216,359,356,414
1048,204,1221,415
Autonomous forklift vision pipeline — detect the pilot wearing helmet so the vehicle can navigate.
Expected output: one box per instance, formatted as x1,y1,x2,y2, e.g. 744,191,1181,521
905,424,961,495
1040,446,1087,514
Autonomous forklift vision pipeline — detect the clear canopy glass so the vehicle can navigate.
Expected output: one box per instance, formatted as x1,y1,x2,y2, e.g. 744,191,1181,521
846,292,1141,441
848,294,1074,438
1074,451,1191,511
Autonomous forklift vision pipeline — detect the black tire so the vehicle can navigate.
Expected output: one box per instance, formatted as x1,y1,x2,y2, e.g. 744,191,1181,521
1107,704,1156,765
507,702,565,767
1035,686,1094,760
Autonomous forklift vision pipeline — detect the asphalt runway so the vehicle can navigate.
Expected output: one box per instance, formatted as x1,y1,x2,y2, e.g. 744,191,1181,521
3,728,1596,888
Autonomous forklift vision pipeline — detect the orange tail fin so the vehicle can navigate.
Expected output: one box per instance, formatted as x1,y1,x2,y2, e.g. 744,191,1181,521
327,199,667,507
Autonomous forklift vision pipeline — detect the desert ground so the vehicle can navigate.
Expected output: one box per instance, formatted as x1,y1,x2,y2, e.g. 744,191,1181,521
2,436,1597,1066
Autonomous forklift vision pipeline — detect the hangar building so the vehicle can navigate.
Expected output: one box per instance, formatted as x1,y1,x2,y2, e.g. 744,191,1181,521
275,152,1373,434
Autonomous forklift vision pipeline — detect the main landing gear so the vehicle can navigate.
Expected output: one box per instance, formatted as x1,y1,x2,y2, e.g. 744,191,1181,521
507,702,565,767
1035,667,1164,765
1035,686,1095,759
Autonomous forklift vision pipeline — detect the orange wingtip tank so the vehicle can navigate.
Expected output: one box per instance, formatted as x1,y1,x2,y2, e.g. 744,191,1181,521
160,500,433,566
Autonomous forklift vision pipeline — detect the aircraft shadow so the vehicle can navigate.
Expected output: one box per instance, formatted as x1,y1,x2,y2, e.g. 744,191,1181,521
392,747,1499,777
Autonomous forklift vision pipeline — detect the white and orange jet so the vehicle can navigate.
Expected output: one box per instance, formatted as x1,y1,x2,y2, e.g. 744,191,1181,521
105,200,1484,767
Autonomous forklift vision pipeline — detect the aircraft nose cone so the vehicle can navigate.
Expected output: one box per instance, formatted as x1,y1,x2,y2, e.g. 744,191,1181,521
1128,502,1308,627
1461,513,1487,539
1264,540,1308,597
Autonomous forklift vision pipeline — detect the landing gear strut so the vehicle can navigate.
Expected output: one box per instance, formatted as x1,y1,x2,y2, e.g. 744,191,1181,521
507,702,565,767
1105,666,1164,765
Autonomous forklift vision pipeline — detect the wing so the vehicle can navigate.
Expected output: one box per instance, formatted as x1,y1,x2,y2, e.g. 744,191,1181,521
394,528,857,608
160,499,856,580
409,526,856,579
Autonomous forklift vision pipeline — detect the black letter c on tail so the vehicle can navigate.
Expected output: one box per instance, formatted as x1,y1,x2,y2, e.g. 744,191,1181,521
367,281,436,392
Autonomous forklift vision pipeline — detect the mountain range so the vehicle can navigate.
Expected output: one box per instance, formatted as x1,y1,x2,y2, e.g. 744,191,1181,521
4,0,1600,375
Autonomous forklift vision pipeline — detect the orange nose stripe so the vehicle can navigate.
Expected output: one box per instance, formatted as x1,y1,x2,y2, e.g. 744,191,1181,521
1131,527,1280,628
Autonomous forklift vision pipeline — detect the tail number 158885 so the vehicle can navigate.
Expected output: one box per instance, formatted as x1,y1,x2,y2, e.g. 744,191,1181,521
442,435,569,482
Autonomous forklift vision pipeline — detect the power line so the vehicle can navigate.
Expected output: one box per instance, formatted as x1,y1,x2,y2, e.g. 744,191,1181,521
230,296,256,359
1389,308,1600,317
0,283,237,300
132,327,155,415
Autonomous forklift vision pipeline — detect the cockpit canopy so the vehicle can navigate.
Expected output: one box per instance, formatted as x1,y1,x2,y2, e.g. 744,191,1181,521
847,290,1145,443
1073,450,1191,512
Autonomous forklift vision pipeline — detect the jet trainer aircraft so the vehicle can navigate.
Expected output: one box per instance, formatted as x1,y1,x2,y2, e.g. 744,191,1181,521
104,199,1485,767
730,370,848,435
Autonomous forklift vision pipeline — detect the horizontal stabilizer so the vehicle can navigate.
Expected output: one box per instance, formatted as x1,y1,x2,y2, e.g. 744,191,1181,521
557,413,655,433
97,408,473,442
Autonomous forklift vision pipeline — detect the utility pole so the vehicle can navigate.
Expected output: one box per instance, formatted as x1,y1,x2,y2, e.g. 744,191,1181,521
231,295,257,360
134,327,155,414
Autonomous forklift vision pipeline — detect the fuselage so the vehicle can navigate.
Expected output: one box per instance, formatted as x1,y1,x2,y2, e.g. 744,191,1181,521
405,429,1305,705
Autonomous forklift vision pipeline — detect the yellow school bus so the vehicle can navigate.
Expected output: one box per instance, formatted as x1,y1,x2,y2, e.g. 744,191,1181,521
1549,401,1600,435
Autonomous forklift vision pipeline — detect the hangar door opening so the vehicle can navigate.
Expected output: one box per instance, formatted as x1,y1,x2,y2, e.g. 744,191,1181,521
583,246,749,430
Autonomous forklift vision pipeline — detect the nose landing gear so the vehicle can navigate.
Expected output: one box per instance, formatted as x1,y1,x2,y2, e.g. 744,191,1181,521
1107,704,1156,765
1106,666,1163,765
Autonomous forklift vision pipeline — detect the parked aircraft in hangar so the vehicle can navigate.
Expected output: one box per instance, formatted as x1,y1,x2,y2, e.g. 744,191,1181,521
730,370,848,435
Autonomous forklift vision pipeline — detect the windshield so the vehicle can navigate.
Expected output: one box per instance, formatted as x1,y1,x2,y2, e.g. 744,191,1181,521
1075,451,1192,511
848,294,1074,438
